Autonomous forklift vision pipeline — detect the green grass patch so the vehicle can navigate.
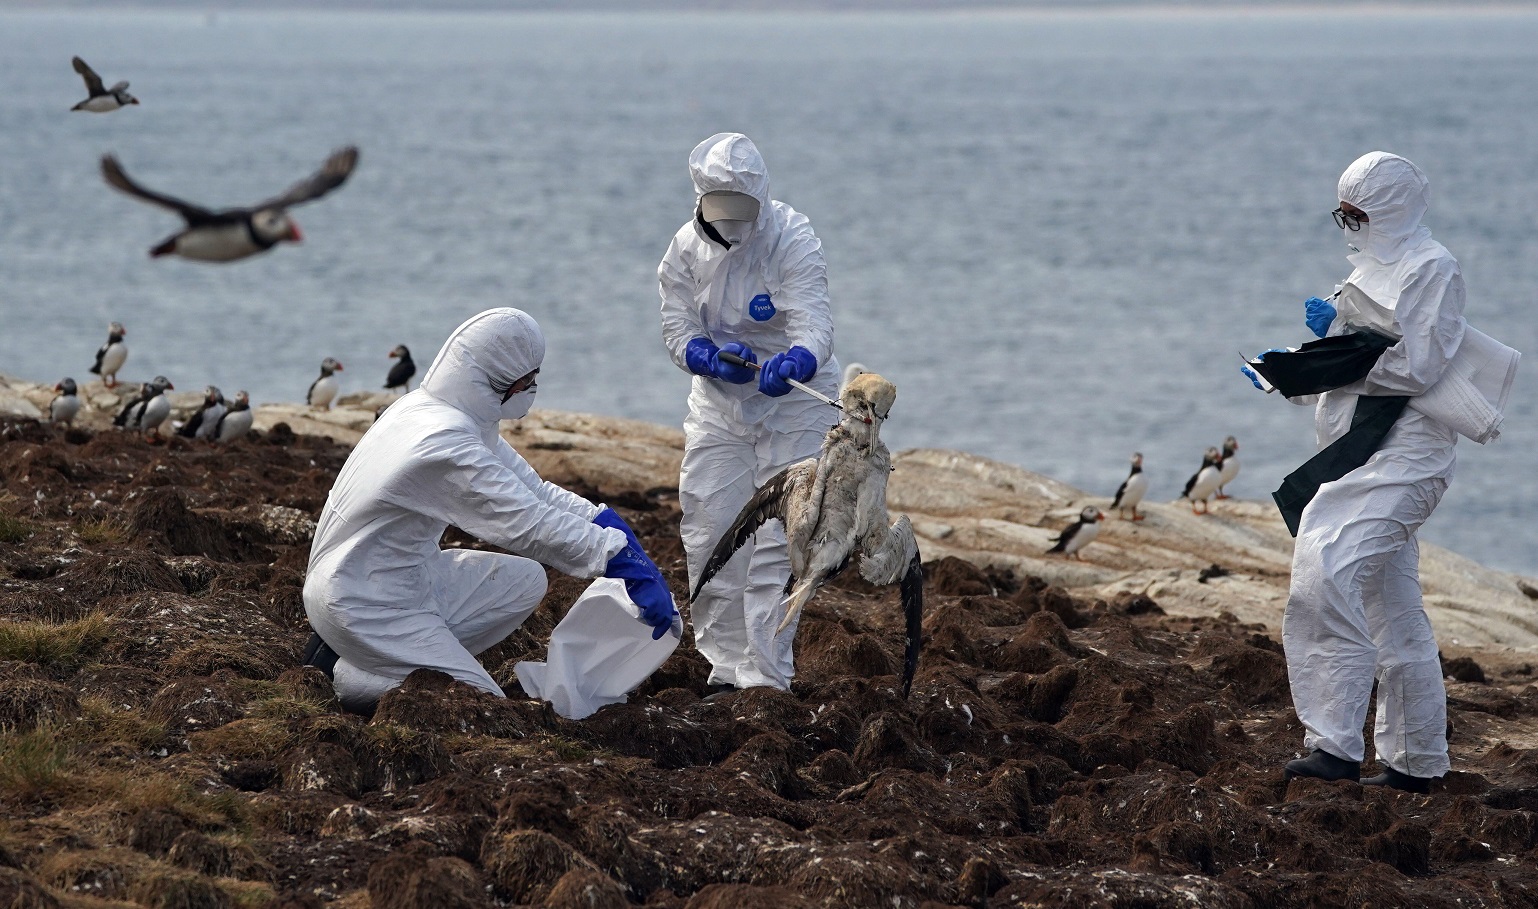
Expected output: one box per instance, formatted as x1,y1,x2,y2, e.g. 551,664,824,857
0,724,73,802
0,613,111,670
0,512,33,544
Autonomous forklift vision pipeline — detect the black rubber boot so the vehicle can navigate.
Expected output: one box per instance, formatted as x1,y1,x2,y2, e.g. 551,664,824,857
302,631,339,680
1362,766,1433,794
1284,749,1360,783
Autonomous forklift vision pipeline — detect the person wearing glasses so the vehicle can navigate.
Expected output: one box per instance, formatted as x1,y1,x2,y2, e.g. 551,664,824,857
302,308,675,712
659,133,841,692
1276,152,1468,792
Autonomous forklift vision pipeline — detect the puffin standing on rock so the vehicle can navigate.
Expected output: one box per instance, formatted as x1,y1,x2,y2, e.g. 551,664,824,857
215,391,253,443
89,322,128,388
50,379,81,425
1111,452,1148,521
114,376,173,437
308,358,343,410
1181,446,1224,515
1047,506,1104,560
177,386,226,440
384,345,415,393
1216,436,1240,499
70,56,138,112
691,372,924,697
99,145,359,262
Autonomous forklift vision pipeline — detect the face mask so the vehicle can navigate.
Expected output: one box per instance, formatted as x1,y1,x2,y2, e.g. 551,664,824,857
1345,221,1368,255
500,388,536,421
709,219,753,246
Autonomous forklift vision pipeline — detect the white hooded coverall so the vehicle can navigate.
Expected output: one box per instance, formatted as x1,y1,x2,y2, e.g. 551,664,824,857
1284,152,1464,778
659,133,840,690
303,309,626,712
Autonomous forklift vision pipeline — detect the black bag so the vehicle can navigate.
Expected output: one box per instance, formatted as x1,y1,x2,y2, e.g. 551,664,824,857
1247,329,1397,397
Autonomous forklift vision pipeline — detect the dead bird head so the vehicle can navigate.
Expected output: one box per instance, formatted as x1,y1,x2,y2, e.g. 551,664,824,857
840,372,896,436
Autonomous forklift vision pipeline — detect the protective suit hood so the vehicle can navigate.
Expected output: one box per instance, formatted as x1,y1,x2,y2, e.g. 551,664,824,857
690,133,772,236
1338,152,1432,265
420,308,545,427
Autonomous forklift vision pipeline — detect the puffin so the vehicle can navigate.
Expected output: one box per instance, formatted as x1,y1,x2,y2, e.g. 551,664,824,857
1181,446,1224,515
384,345,416,393
1111,452,1148,521
1216,436,1240,499
70,57,138,112
308,358,343,410
1046,506,1104,560
177,386,226,440
89,322,128,388
214,391,253,443
50,379,81,425
113,376,173,437
691,373,924,696
100,145,359,262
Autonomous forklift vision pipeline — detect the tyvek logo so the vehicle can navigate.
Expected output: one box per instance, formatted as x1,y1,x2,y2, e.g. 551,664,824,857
749,294,776,321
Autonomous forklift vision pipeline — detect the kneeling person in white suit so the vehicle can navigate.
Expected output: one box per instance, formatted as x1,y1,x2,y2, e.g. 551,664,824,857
302,308,675,712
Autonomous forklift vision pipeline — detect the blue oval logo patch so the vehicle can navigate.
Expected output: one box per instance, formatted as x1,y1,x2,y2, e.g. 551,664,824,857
749,294,776,321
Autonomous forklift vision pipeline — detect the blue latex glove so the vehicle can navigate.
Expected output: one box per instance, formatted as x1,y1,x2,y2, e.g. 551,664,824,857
1240,348,1289,390
758,346,818,397
605,544,676,640
684,338,757,384
593,506,642,552
1304,296,1337,339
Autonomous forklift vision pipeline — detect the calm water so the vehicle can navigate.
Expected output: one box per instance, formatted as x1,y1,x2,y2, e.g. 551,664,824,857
1,8,1535,575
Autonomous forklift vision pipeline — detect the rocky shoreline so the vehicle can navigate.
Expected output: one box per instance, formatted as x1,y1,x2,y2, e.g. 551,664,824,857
3,373,1538,908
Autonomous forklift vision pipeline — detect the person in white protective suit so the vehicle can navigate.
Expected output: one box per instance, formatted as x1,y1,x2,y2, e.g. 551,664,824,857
659,133,841,691
302,308,676,713
1278,152,1470,793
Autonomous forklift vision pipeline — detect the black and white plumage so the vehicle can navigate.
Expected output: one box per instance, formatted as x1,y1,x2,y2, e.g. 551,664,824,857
71,57,138,112
50,378,81,425
100,146,359,262
691,373,924,697
1111,452,1148,521
113,375,174,436
177,386,226,440
1181,446,1224,515
1046,506,1104,560
384,345,416,392
308,358,343,409
1216,436,1240,499
214,391,253,443
89,321,128,388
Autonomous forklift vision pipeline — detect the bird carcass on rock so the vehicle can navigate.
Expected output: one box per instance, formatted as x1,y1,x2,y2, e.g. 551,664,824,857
689,372,924,695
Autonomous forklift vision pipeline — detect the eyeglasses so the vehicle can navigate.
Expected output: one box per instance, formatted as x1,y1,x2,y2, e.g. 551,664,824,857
1332,208,1367,231
494,370,539,403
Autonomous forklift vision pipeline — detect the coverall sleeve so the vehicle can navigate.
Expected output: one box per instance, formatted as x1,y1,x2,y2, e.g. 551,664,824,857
1363,259,1466,396
660,235,707,373
396,429,624,577
494,436,601,520
773,217,834,366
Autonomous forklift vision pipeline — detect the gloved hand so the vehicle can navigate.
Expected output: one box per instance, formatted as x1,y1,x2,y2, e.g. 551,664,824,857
1304,296,1337,338
605,544,677,640
758,346,818,397
685,338,757,384
1240,348,1288,390
592,506,642,552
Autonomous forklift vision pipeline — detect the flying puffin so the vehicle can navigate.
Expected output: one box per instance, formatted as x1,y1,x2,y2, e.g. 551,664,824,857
89,322,128,388
100,145,359,262
1047,506,1104,560
114,376,173,437
176,386,225,441
214,391,253,443
1216,436,1240,499
691,373,924,696
308,358,343,410
1111,452,1148,521
70,57,138,112
384,345,416,393
1181,446,1224,515
50,379,81,425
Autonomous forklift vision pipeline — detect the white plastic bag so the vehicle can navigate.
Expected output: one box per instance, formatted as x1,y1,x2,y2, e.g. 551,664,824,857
514,578,682,720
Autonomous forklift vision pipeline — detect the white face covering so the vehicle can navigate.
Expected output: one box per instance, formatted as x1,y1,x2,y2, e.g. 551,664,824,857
709,219,753,246
500,388,536,421
1344,221,1369,255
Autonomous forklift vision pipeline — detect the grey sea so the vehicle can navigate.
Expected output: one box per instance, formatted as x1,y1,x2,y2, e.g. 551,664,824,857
1,7,1536,575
